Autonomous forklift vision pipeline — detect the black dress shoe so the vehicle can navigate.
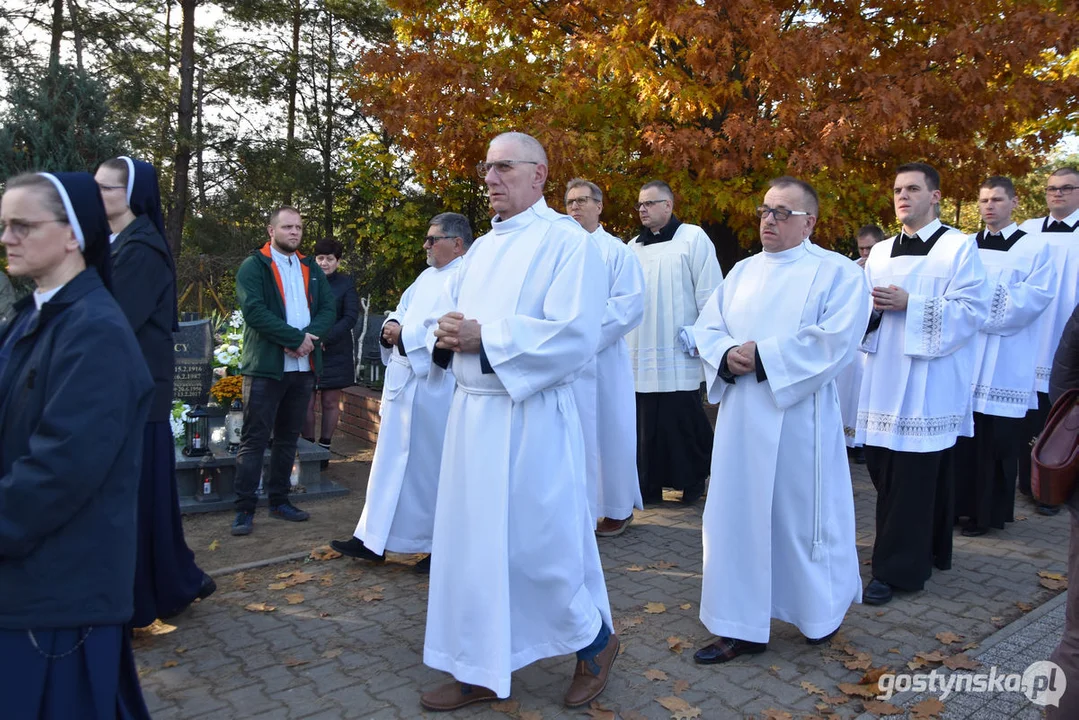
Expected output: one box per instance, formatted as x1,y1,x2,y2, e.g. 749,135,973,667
330,537,386,563
1037,503,1061,516
961,524,988,537
850,447,866,464
197,573,217,600
681,485,705,505
693,637,767,665
863,578,893,605
414,555,431,574
806,626,840,645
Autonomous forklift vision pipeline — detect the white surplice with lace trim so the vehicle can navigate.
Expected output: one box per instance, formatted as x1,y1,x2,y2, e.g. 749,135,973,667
693,239,868,643
966,228,1054,418
422,198,612,699
855,221,991,452
352,256,463,555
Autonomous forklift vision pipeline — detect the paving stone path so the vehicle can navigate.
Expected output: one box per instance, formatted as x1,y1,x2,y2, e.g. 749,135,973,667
138,463,1069,719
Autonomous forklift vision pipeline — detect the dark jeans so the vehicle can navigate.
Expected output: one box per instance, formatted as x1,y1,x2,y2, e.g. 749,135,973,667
234,373,315,513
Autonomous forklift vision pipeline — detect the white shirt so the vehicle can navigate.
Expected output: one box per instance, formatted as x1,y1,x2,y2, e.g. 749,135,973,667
33,284,65,310
270,245,312,372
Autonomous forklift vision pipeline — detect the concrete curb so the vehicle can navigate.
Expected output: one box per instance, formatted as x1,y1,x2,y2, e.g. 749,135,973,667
207,550,312,577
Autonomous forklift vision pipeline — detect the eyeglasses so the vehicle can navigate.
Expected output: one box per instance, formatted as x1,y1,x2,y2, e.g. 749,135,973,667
565,197,598,208
424,235,456,245
1047,185,1077,196
0,218,68,241
475,160,539,178
756,205,811,221
635,199,669,211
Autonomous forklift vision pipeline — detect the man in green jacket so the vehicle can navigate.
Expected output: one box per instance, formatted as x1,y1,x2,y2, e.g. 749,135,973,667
231,206,336,536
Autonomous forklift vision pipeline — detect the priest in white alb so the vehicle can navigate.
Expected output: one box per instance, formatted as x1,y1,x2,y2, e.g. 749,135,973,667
329,213,471,572
1016,166,1079,514
626,180,723,504
565,178,645,536
690,177,868,664
419,132,617,712
857,163,990,606
953,177,1053,537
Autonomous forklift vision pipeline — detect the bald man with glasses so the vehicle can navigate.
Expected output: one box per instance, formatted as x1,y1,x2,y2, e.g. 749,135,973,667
625,180,722,507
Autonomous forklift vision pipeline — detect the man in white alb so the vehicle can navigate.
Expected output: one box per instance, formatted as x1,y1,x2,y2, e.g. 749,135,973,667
1016,167,1079,514
857,162,990,606
626,181,723,504
953,177,1053,536
329,213,471,572
837,224,885,463
565,178,645,537
419,133,616,712
691,176,868,664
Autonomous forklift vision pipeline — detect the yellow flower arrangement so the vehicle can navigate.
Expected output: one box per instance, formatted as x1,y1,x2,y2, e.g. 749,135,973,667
210,375,244,404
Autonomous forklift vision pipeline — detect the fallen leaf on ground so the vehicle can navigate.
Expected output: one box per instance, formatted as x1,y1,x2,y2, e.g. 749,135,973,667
208,539,220,551
491,699,519,713
862,699,904,716
887,648,901,654
283,657,308,667
910,697,946,718
309,545,342,561
133,620,178,637
319,575,334,587
1016,515,1028,521
656,696,702,719
174,647,186,654
673,679,690,694
621,712,648,720
268,582,289,591
244,602,276,613
991,616,1006,628
875,611,885,616
1016,601,1034,613
860,667,891,686
644,669,668,681
801,681,826,696
232,572,251,590
1039,570,1068,591
667,636,685,653
821,695,848,706
584,700,615,720
614,616,643,633
276,571,296,579
761,709,793,720
680,603,692,610
284,593,304,605
768,665,781,675
907,658,928,671
137,666,151,678
943,653,981,670
321,649,343,659
961,641,979,652
935,631,963,644
357,586,384,602
914,650,947,664
626,564,644,572
644,601,666,614
838,683,878,699
519,712,543,720
843,652,873,670
162,660,178,668
650,561,678,569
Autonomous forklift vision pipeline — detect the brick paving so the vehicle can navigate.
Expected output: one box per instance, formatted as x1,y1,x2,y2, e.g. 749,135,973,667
137,463,1070,719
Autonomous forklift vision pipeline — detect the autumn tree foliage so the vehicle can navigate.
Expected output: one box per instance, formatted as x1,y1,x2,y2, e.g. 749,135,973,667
349,0,1079,263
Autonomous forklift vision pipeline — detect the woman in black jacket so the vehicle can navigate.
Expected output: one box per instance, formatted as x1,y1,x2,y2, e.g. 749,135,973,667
96,156,214,628
1048,303,1079,720
303,238,360,457
0,171,153,718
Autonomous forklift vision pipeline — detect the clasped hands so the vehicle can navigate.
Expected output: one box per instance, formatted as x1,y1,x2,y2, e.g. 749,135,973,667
285,332,319,358
382,320,402,347
872,284,909,312
727,340,757,376
433,312,482,353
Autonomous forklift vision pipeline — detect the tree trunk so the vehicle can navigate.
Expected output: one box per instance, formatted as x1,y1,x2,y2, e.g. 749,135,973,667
67,0,84,71
322,10,334,240
49,0,64,72
159,1,174,168
283,0,302,207
166,0,196,259
196,67,205,206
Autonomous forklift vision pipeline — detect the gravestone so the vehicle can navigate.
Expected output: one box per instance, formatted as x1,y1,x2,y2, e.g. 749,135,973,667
173,319,214,405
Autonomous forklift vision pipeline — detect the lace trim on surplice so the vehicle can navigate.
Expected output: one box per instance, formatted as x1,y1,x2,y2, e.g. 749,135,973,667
972,384,1030,408
857,410,964,437
921,297,944,355
986,284,1009,330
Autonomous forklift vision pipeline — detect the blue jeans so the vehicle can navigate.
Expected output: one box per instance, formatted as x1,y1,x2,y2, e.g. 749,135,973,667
234,373,315,512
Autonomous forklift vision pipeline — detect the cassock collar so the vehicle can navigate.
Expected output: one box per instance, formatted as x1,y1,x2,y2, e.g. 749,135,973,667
492,197,547,235
636,215,683,246
436,256,463,273
899,218,943,244
1042,209,1079,232
983,222,1019,239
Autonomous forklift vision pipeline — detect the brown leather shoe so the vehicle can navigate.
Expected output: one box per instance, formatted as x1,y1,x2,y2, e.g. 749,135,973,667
564,633,620,707
595,516,632,537
419,681,497,711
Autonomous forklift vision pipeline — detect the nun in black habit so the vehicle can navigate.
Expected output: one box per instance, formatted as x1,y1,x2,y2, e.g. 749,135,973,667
0,171,153,718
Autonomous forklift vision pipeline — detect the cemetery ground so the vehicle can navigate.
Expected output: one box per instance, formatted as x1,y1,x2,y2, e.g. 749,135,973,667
140,434,1070,719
